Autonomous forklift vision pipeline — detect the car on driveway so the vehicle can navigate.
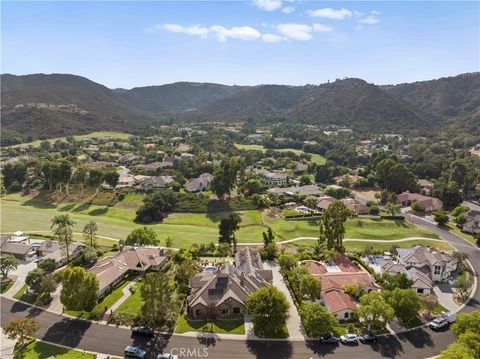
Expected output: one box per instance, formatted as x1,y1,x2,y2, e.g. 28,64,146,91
124,346,147,359
131,325,154,336
320,335,340,344
359,334,377,343
429,312,456,330
340,333,358,344
157,354,178,359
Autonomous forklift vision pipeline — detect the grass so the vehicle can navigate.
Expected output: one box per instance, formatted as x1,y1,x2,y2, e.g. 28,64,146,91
234,144,326,165
2,193,440,249
116,281,144,316
175,314,245,335
448,225,477,245
0,280,14,294
17,339,95,359
254,324,289,339
66,280,130,318
8,131,130,148
13,284,36,304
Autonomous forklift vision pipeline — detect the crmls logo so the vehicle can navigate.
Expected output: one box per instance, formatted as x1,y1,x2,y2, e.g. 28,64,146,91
170,347,209,357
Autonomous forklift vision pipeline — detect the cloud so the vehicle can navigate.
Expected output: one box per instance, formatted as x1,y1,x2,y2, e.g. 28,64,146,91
282,6,295,14
277,23,313,41
358,15,380,25
313,23,334,32
371,10,381,15
161,24,209,38
307,8,353,20
210,25,262,41
262,33,284,43
252,0,282,11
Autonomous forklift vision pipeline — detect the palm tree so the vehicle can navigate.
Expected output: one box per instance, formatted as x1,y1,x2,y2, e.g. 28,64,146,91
51,215,76,263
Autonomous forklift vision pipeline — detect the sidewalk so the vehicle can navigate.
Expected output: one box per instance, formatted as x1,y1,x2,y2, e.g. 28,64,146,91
0,328,16,359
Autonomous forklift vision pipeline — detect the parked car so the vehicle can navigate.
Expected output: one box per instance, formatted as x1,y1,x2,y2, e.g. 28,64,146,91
131,325,154,336
340,333,358,344
157,354,178,359
320,335,340,344
429,312,456,330
124,346,147,359
359,334,377,343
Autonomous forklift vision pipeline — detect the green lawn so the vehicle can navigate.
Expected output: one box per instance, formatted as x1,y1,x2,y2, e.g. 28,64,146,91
175,314,245,335
448,225,477,245
8,131,130,148
66,280,130,318
234,144,326,165
13,284,36,304
0,280,14,294
17,339,95,359
116,281,144,316
1,194,439,249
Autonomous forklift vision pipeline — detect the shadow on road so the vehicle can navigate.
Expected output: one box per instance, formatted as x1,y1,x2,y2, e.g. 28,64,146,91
196,332,220,347
142,333,172,358
369,336,403,358
304,340,337,357
42,318,92,349
246,340,293,359
397,328,434,349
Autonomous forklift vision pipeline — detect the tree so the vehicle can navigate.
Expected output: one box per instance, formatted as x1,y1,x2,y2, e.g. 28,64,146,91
245,286,290,338
104,170,119,194
87,168,104,194
278,254,297,272
37,258,57,274
434,212,449,226
300,175,312,186
135,190,175,223
126,226,159,246
385,202,401,216
440,311,480,359
246,178,262,196
211,158,239,200
218,213,241,253
383,288,421,324
83,221,98,247
80,246,99,267
299,274,321,301
60,266,99,311
420,295,439,317
0,254,18,278
451,205,469,218
357,291,394,334
165,236,173,248
380,273,414,291
26,268,46,295
299,302,339,337
343,284,365,300
320,201,349,250
4,318,39,347
216,242,231,261
261,242,277,260
2,162,27,189
141,271,175,327
51,214,76,263
262,227,275,249
174,260,197,294
453,275,473,302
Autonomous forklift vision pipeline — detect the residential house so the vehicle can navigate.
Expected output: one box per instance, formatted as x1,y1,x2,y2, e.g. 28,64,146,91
397,246,458,282
89,246,167,296
246,134,265,144
184,173,214,192
333,174,365,187
137,176,174,191
381,260,433,296
133,161,174,174
268,185,323,197
263,172,289,187
461,210,480,235
340,198,369,215
0,236,37,261
396,192,443,212
187,248,272,320
85,161,118,169
417,179,434,195
37,241,86,267
316,196,337,212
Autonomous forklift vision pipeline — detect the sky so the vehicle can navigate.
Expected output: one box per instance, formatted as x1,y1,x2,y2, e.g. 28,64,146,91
1,1,479,88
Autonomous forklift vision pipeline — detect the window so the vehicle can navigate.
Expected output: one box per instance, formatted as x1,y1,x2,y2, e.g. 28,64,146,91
221,309,228,315
344,312,349,319
417,288,424,294
434,266,441,275
233,307,240,314
195,309,201,316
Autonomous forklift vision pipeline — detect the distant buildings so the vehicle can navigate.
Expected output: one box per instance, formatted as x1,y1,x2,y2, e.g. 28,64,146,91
184,173,214,192
396,192,443,212
262,172,289,187
461,210,480,235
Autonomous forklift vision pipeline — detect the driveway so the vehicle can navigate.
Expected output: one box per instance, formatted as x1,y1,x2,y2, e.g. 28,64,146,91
433,283,460,312
265,261,304,340
5,260,37,298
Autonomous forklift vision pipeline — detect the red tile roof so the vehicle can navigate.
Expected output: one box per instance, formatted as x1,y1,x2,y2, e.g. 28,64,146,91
323,290,357,313
305,261,326,277
333,255,361,273
320,272,378,292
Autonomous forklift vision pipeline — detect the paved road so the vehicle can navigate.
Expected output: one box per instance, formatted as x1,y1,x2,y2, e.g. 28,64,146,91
1,216,479,359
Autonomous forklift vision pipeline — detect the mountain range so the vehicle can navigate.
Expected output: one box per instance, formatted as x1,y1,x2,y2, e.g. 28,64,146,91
1,72,479,144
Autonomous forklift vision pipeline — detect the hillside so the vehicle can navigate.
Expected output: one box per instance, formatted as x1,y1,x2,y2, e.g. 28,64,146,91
2,72,478,144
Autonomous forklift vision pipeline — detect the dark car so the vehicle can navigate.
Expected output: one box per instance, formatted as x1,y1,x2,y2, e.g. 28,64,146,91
320,335,340,344
359,334,378,343
131,325,154,336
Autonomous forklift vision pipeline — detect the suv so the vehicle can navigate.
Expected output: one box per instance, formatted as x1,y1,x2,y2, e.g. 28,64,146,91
131,325,154,336
340,333,358,344
320,335,340,344
124,346,147,359
429,317,449,330
359,334,377,343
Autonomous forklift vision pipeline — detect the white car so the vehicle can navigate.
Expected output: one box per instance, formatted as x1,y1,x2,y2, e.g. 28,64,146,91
429,317,449,330
340,333,358,344
157,354,178,359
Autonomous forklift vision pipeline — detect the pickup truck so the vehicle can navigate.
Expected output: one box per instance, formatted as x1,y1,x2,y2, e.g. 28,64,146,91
429,312,456,330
